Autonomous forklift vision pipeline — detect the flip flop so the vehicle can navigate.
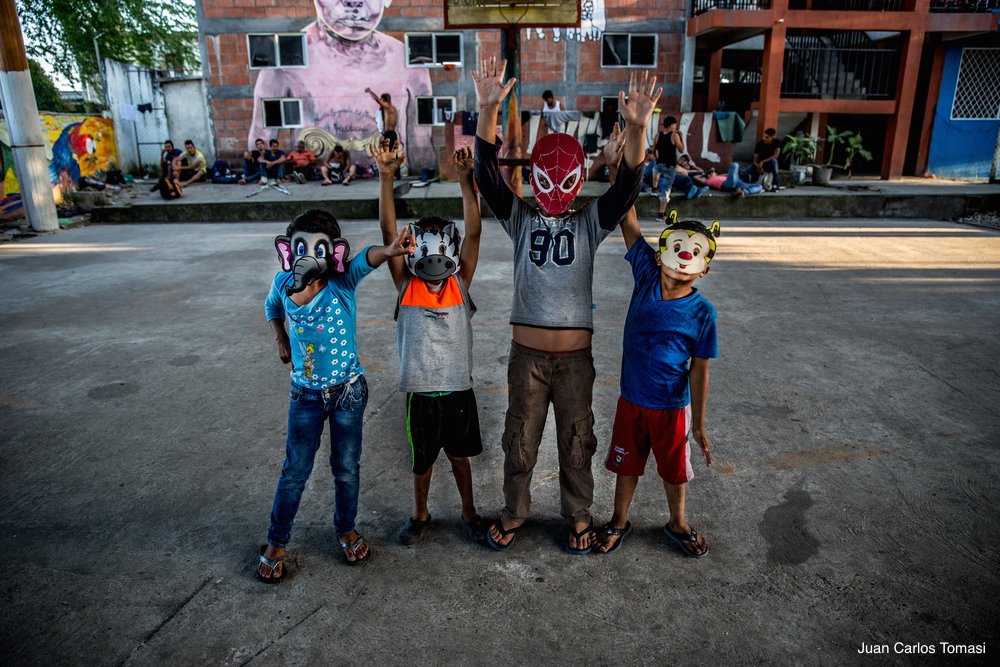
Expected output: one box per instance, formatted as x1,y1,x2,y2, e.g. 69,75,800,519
398,516,432,546
485,517,518,552
461,515,487,545
663,523,709,558
339,533,372,566
598,521,633,554
566,522,597,556
256,544,285,583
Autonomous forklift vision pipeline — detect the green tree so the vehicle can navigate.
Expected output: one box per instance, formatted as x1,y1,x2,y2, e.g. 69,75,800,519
29,59,68,112
16,0,198,86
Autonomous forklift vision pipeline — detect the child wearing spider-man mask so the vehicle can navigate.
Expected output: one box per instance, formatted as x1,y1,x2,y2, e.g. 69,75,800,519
370,140,488,547
255,209,412,582
472,56,662,554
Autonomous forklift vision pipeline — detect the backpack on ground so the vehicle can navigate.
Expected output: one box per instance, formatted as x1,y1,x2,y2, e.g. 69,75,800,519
158,178,183,200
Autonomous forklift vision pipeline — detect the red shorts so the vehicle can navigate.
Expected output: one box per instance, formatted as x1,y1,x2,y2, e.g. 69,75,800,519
605,396,694,485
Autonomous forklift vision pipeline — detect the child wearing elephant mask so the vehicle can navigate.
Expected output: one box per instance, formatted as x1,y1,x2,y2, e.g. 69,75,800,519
256,209,413,581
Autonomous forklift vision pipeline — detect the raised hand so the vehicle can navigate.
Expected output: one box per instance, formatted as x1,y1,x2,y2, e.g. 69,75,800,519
388,226,415,258
369,138,406,176
472,56,516,108
453,146,474,181
602,122,625,174
619,71,662,127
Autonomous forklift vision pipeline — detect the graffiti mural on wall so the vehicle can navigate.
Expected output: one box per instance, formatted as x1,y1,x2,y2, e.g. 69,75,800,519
250,0,433,169
0,114,117,219
525,0,606,42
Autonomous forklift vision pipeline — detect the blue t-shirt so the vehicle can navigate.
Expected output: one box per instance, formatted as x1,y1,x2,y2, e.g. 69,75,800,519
620,241,718,410
264,246,376,389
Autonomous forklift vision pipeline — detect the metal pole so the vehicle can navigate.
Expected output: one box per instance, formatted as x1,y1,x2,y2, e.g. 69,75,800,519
0,0,59,232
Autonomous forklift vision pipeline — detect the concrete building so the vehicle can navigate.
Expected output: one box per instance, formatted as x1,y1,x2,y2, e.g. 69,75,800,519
687,0,1000,178
193,0,999,179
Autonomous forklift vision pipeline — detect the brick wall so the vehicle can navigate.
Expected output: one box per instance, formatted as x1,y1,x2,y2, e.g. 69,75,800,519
200,0,687,162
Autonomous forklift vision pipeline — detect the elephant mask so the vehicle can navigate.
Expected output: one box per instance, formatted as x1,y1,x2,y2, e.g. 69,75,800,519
275,231,350,295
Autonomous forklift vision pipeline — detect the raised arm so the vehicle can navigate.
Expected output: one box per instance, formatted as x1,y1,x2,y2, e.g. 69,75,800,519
619,70,662,169
472,56,517,221
603,123,642,250
370,138,408,290
364,87,386,108
366,227,415,269
453,147,482,286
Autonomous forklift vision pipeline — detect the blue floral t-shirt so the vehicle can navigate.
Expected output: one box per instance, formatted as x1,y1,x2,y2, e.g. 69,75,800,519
621,241,718,410
265,246,376,389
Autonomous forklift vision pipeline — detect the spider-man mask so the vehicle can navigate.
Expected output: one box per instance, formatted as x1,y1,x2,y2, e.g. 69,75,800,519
529,133,584,216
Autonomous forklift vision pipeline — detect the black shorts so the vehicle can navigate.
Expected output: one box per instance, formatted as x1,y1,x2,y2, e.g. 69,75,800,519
405,388,483,475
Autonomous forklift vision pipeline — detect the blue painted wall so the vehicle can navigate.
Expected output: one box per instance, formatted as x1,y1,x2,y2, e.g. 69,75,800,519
927,47,999,180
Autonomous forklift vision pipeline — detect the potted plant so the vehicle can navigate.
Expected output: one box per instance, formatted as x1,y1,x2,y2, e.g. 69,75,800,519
783,132,817,185
813,126,873,184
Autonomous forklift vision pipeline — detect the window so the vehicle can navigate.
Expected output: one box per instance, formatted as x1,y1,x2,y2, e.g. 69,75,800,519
406,33,463,67
601,34,657,68
600,96,622,137
417,96,456,126
262,99,303,128
951,48,1000,120
248,34,307,69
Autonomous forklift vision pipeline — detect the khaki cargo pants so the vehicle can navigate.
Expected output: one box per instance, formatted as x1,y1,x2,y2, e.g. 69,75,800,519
501,341,598,524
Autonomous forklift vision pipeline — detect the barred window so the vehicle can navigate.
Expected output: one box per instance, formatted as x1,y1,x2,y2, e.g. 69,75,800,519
951,48,1000,120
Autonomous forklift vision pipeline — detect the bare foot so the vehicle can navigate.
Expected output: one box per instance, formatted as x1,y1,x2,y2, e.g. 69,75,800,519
568,520,597,552
339,530,370,563
486,516,522,548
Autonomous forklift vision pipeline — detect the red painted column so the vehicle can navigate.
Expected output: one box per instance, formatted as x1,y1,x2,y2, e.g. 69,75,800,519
758,22,787,141
706,47,722,112
915,45,944,176
882,28,926,179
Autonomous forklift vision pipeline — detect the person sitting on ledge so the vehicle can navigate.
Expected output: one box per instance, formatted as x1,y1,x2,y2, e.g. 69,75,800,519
321,145,357,186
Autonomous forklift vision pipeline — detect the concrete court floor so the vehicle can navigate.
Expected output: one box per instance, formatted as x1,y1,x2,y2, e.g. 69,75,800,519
0,216,998,665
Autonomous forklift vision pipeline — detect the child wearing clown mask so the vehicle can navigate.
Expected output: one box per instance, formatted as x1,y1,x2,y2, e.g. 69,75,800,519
597,132,719,556
256,209,413,581
369,139,487,546
473,56,661,554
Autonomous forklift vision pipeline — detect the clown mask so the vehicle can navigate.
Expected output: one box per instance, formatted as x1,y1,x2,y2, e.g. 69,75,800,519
405,221,461,282
529,133,584,217
658,216,721,275
275,231,350,295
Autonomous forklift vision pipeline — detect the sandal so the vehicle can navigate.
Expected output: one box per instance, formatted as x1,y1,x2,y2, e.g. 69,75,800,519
339,532,372,566
566,522,597,556
256,544,285,583
462,515,486,545
485,517,519,552
663,523,709,558
398,516,432,546
598,521,633,554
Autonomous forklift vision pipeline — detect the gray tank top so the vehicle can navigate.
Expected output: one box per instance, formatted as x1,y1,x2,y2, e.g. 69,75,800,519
394,274,476,393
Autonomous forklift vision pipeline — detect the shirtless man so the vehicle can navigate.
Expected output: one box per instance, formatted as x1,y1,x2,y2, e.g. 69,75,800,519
365,87,398,147
473,57,660,554
249,0,432,168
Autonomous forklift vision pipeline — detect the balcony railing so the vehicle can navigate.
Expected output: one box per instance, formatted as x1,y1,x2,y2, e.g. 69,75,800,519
693,0,771,16
783,47,899,99
789,0,905,9
930,0,1000,12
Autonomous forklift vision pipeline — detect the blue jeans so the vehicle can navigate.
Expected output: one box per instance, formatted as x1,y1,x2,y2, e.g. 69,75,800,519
242,159,262,181
265,163,285,180
723,162,763,194
654,164,676,203
758,157,779,186
267,376,369,547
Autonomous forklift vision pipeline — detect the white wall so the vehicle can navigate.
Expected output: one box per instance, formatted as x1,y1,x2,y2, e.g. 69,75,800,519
104,60,168,174
162,78,213,164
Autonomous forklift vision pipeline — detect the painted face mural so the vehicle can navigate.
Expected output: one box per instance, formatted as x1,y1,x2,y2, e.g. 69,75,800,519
529,133,585,217
275,231,351,295
405,221,461,282
658,213,721,275
316,0,387,41
249,1,433,171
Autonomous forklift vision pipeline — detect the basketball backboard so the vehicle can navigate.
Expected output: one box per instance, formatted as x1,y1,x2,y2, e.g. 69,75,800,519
444,0,581,29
